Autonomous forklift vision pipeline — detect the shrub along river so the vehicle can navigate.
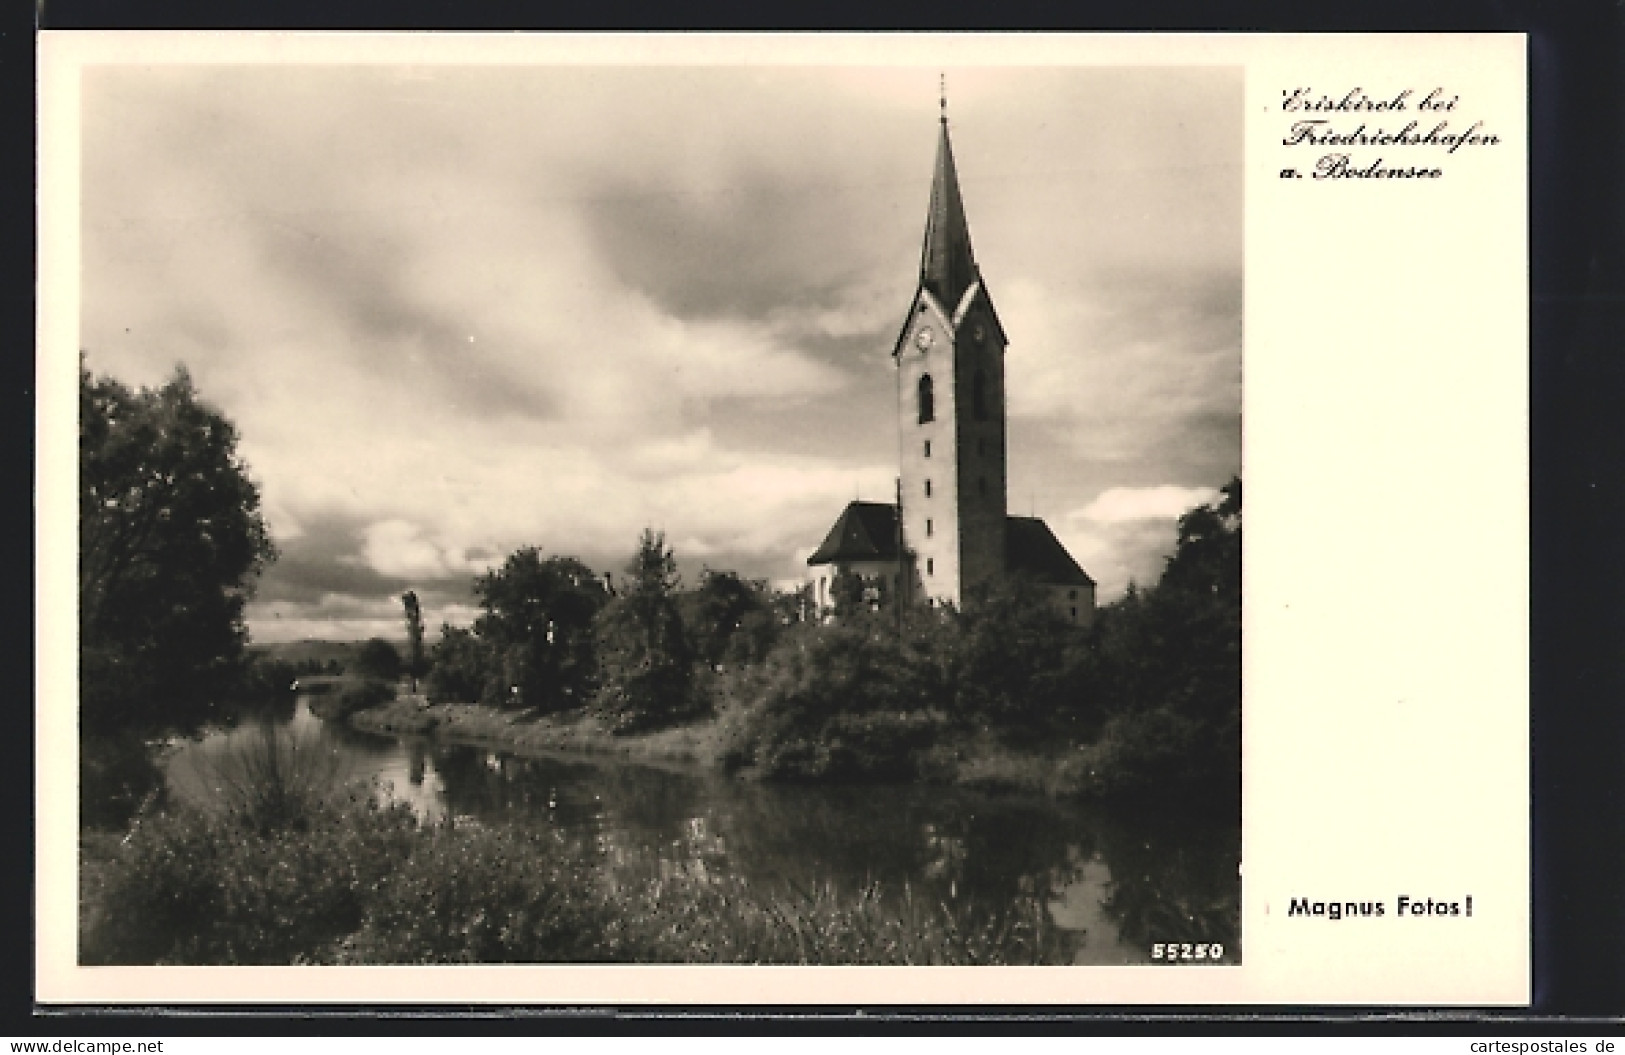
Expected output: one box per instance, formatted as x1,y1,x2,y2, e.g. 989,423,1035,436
165,697,1241,966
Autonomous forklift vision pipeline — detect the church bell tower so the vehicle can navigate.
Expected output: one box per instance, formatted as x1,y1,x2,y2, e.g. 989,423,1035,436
893,95,1009,607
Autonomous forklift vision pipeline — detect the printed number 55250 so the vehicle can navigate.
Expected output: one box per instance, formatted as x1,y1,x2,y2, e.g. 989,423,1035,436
1151,942,1223,962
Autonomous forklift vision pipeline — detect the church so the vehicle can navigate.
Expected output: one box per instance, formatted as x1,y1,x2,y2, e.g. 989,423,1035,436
806,100,1096,626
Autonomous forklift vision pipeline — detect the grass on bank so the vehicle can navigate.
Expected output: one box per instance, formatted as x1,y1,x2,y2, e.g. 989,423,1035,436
342,688,1204,805
349,694,736,768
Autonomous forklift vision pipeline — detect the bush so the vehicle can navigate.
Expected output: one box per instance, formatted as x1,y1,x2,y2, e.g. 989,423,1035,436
79,733,168,831
82,794,1079,965
757,709,941,783
82,788,619,966
341,678,397,711
80,793,419,965
1076,705,1238,804
729,620,952,781
953,577,1096,740
332,821,618,964
725,607,781,667
237,656,305,702
308,677,397,721
352,638,403,681
425,624,492,705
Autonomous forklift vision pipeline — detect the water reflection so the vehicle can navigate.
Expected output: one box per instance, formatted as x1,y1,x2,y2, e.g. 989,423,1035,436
165,697,1240,965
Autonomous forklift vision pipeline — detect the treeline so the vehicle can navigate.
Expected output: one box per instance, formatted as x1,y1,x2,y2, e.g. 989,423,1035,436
416,480,1241,805
422,530,795,733
719,479,1240,804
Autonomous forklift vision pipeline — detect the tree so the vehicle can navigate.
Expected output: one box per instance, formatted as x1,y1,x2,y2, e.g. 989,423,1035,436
684,568,768,667
401,591,425,691
425,624,491,705
734,612,952,781
829,568,868,619
771,583,816,625
79,361,276,737
1142,476,1241,724
593,529,693,732
353,638,403,681
725,607,781,667
1087,478,1241,802
472,548,607,710
955,575,1091,737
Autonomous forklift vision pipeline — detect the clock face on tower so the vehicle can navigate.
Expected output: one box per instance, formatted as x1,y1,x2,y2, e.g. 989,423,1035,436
972,323,986,343
915,327,934,351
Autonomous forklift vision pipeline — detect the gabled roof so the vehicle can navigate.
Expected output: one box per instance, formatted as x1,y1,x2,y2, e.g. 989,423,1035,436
920,117,978,312
807,502,902,566
1006,516,1095,587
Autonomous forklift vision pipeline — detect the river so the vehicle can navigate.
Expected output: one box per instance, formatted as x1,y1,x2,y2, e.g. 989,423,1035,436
165,697,1241,966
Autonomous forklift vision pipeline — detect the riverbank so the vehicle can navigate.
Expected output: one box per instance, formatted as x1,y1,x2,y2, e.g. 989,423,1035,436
349,694,739,770
346,694,1104,798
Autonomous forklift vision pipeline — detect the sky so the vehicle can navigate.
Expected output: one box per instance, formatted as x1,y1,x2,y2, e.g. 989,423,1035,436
78,63,1242,645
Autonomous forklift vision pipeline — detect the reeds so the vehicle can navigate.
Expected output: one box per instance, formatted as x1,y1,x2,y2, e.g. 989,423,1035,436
599,832,1074,965
181,722,355,832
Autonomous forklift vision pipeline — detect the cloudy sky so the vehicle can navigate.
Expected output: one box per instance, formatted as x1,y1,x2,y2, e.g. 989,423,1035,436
78,62,1242,644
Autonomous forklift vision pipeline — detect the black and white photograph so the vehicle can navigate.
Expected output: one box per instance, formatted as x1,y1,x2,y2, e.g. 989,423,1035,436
40,31,1536,1008
70,59,1242,969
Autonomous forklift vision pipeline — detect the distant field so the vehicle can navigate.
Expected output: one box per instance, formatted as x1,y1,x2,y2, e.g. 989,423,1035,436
246,639,402,668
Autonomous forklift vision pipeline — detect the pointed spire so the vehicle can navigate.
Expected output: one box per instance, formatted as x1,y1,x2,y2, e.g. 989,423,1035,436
919,89,977,311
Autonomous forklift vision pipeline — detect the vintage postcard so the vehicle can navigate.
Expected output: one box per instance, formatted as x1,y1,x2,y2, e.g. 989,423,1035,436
37,32,1527,1005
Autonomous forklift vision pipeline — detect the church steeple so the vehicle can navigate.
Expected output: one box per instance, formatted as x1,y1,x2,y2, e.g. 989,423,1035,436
805,89,1094,624
919,102,978,313
888,91,1011,608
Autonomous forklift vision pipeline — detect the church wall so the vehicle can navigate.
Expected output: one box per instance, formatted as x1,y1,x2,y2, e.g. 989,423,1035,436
952,304,1008,599
806,559,906,614
1036,580,1096,629
896,298,963,606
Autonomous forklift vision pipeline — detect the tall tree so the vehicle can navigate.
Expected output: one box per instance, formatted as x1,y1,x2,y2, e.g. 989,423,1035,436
594,529,693,731
472,548,607,710
79,361,276,736
401,590,425,691
1088,477,1241,802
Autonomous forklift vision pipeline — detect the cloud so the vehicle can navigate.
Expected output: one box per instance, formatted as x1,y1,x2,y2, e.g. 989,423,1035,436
1049,483,1224,600
1056,517,1184,602
1002,267,1242,483
355,519,496,581
77,64,1242,641
1076,484,1222,525
249,596,483,646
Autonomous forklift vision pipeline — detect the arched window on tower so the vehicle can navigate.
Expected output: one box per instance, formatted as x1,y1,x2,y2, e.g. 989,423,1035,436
973,369,988,421
917,374,935,424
